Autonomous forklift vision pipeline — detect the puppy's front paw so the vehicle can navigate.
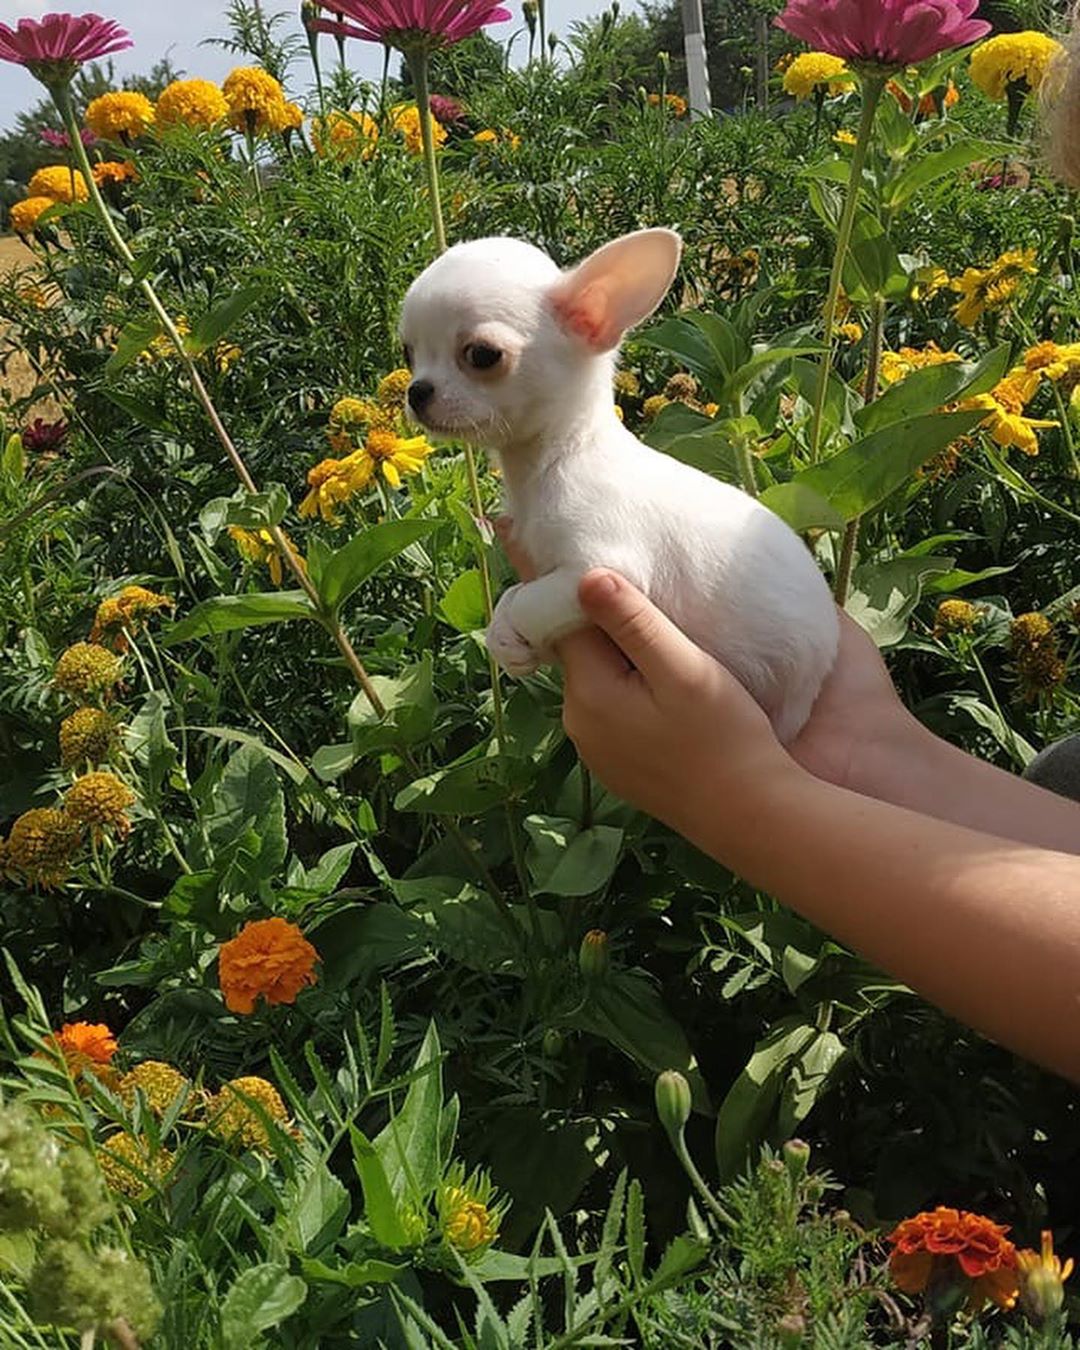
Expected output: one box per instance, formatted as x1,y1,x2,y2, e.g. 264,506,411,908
486,609,541,678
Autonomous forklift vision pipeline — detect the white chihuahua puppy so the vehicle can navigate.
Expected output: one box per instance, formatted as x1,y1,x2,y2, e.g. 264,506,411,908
399,229,839,743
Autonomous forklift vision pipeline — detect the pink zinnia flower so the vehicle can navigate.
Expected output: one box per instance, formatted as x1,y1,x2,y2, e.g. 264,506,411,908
0,12,132,85
39,125,97,148
429,93,466,124
313,0,511,52
775,0,990,69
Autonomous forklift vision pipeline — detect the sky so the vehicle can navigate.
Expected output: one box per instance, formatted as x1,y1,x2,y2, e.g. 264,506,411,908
0,0,629,134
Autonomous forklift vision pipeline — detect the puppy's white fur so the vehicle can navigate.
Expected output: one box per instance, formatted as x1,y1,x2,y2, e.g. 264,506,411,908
399,229,839,744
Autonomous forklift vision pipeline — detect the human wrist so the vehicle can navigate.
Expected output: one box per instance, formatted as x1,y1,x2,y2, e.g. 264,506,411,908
843,701,943,806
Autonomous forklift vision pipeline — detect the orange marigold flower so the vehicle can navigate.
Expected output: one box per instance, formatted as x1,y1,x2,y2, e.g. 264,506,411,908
218,916,319,1015
888,1206,1019,1311
45,1021,117,1083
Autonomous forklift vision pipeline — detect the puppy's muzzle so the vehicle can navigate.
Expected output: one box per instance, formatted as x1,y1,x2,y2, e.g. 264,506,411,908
408,379,435,413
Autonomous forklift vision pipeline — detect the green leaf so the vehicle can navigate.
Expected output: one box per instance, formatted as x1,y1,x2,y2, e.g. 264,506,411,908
523,816,624,896
440,569,488,633
279,1163,351,1257
101,389,173,433
884,139,1003,212
105,317,161,376
188,285,265,356
723,343,826,402
714,1016,816,1181
373,1021,444,1204
842,233,910,303
124,690,177,801
760,482,845,533
300,1256,405,1287
626,1178,646,1287
220,1264,307,1349
351,1128,412,1247
847,555,956,646
318,519,438,613
162,591,316,646
792,410,984,522
225,485,291,530
648,1235,710,1292
395,754,513,814
855,346,1011,434
571,970,710,1112
644,401,714,450
775,1030,846,1140
200,742,287,893
344,654,436,761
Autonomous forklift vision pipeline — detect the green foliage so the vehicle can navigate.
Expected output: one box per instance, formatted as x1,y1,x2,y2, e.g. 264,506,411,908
2,5,1080,1345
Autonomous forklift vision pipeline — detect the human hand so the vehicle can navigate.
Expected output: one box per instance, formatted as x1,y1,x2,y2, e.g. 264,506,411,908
493,518,918,809
492,519,800,848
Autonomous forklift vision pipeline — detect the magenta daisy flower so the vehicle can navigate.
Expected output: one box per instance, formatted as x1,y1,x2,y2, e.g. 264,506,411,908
775,0,990,69
0,12,132,86
314,0,511,53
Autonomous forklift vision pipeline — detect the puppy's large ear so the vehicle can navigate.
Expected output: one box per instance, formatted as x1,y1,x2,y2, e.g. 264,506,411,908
550,228,682,353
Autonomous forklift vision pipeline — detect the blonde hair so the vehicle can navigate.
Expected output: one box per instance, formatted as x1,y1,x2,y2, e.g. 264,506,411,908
1046,6,1080,185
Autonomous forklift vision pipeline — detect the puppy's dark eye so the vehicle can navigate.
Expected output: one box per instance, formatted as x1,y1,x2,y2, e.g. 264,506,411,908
465,342,502,371
402,344,413,370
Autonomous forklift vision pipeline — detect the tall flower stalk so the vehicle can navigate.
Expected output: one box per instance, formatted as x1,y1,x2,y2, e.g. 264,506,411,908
808,73,885,462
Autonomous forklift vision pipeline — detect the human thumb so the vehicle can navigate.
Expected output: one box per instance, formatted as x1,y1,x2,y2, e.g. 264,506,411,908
577,570,705,689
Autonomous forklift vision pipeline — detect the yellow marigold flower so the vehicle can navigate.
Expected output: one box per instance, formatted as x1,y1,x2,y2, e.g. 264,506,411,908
28,165,88,203
951,249,1037,328
782,52,854,100
934,598,979,636
274,101,304,133
837,321,863,343
119,1061,190,1116
437,1166,503,1256
833,129,857,147
53,642,123,702
880,343,962,384
98,1132,173,1196
312,108,378,159
613,369,640,399
1011,611,1054,650
218,916,319,1015
59,707,117,769
361,429,435,489
4,809,82,889
91,160,138,187
298,451,373,523
376,368,412,412
1017,1230,1074,1323
155,78,229,130
85,91,155,141
642,393,670,420
222,66,288,134
64,771,136,838
912,266,951,302
208,1076,290,1150
704,402,719,417
8,196,55,236
44,1021,117,1082
970,31,1064,102
473,127,498,144
390,102,446,155
330,396,390,432
664,372,700,403
90,585,172,650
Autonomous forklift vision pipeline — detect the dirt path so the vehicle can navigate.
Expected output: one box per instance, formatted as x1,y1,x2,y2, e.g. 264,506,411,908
1,231,59,413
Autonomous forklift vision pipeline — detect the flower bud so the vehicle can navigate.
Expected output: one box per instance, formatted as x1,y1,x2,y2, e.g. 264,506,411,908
522,0,537,36
776,1313,806,1347
542,1028,565,1058
657,50,670,77
578,929,610,980
782,1138,810,1182
654,1070,692,1140
1017,1231,1073,1326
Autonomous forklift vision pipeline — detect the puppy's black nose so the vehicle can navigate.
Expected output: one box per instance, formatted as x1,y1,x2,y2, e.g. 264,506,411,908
408,379,435,412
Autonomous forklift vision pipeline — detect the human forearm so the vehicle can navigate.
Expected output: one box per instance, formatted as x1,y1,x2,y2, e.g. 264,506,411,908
850,713,1080,855
687,768,1080,1083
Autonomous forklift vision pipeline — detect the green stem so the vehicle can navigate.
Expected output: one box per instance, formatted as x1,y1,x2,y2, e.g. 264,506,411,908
809,75,885,462
673,1132,734,1228
732,391,758,498
407,49,447,254
834,292,886,605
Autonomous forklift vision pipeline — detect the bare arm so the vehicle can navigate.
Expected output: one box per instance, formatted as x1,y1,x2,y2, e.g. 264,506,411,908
788,611,1080,854
549,567,1080,1083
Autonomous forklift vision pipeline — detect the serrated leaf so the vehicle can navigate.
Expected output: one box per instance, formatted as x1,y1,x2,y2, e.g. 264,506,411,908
220,1264,306,1348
